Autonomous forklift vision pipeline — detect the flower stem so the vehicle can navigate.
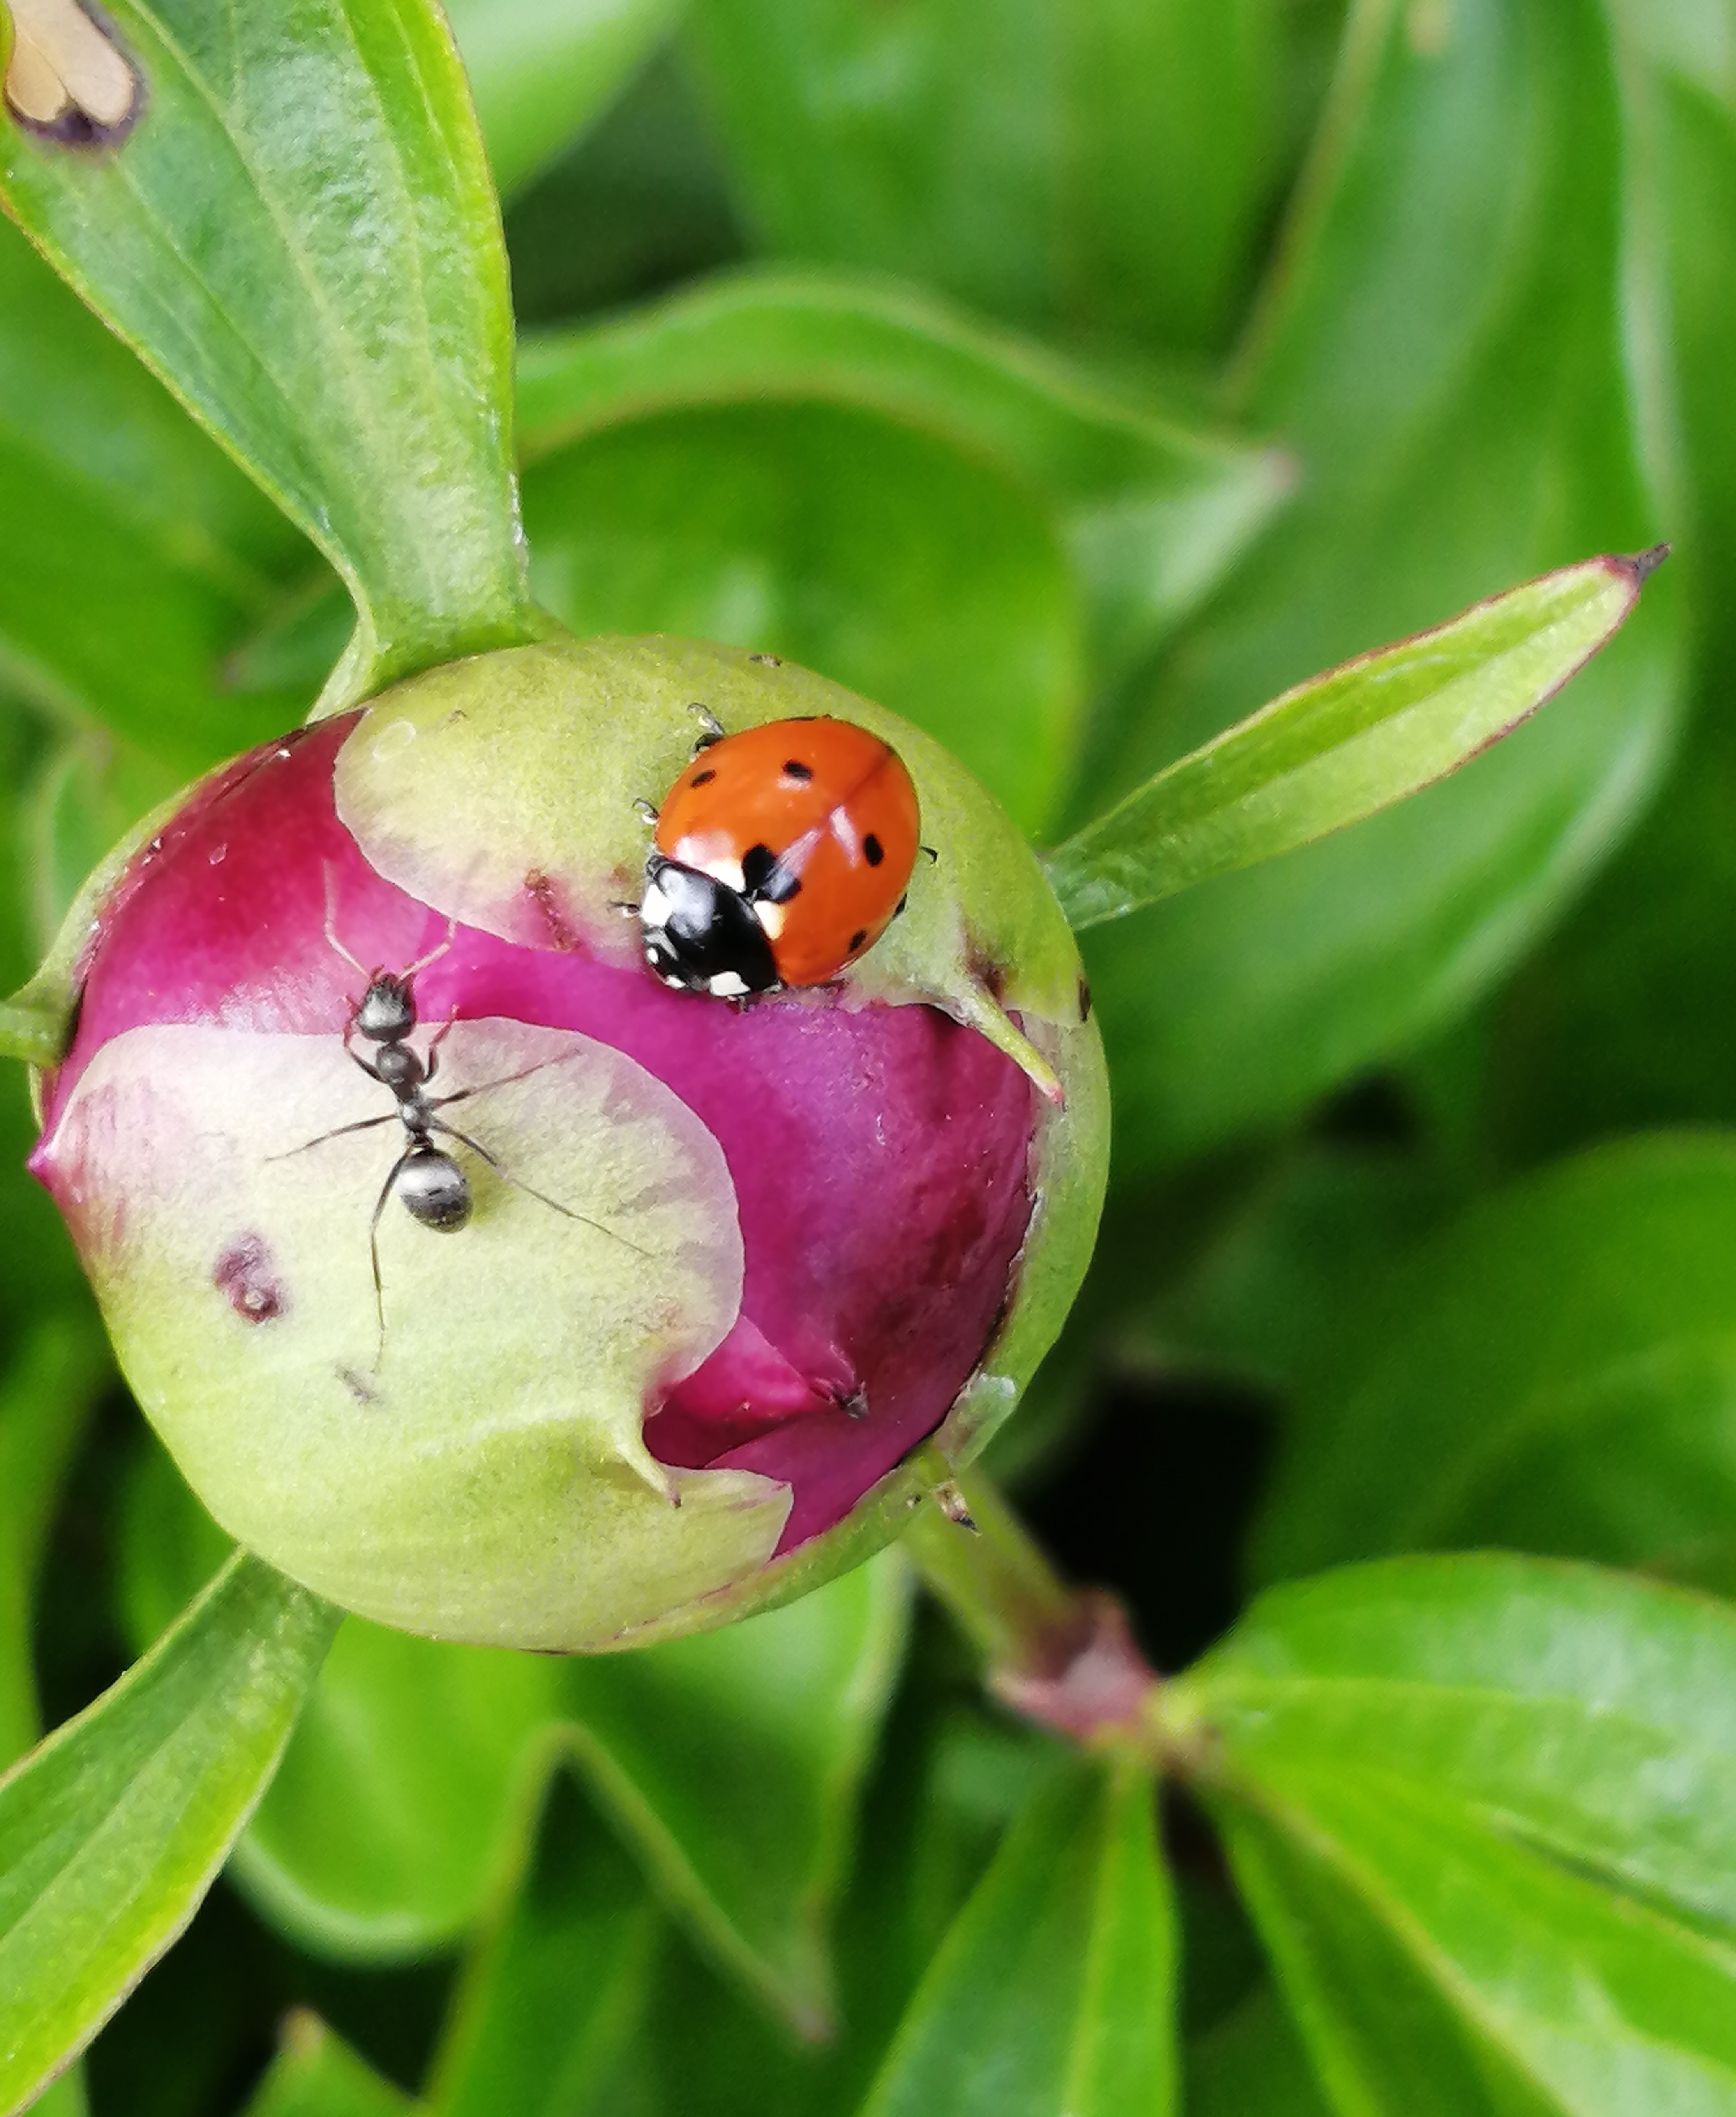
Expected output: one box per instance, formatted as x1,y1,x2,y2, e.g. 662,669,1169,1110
905,1459,1080,1672
906,1460,1159,1750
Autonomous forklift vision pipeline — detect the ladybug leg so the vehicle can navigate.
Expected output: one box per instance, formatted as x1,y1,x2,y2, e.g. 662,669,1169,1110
632,797,659,828
687,702,727,753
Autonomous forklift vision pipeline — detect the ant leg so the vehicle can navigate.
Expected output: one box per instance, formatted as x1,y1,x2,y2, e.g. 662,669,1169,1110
346,1033,386,1080
368,1151,408,1366
421,1008,459,1085
266,1111,397,1162
431,1116,649,1257
427,1050,581,1111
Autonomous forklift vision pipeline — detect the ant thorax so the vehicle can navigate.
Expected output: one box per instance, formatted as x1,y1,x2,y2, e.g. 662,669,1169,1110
290,904,651,1365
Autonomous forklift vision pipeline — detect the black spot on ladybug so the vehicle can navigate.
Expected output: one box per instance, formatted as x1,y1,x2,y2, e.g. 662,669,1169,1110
864,833,885,867
849,928,868,953
741,844,801,903
783,759,814,782
690,767,717,787
215,1234,285,1324
1078,976,1093,1022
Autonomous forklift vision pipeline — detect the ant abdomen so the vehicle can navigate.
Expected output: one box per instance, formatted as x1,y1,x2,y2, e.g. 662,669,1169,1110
396,1144,471,1232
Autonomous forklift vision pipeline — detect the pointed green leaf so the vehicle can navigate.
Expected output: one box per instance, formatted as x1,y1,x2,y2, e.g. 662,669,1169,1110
858,1752,1175,2117
445,0,683,199
555,1553,910,2038
0,1316,106,1771
1251,1134,1736,1591
117,1437,565,1960
427,1774,658,2117
239,2013,418,2117
0,0,540,698
1083,0,1682,1172
681,0,1293,357
0,1552,338,2116
1047,552,1658,931
1179,1555,1736,2116
516,269,1290,688
0,221,309,765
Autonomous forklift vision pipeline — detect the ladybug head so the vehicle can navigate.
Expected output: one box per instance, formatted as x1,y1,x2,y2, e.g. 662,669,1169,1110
639,855,781,1000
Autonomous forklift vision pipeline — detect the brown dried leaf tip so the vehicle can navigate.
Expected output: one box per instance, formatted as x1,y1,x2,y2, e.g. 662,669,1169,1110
5,0,139,143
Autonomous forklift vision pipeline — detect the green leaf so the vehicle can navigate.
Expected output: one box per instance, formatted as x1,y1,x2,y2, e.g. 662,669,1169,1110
117,1436,566,1960
445,0,682,200
1185,1988,1334,2117
0,0,541,700
0,1315,106,1771
1081,0,1682,1173
1251,1133,1736,1593
858,1752,1175,2117
1177,1554,1736,2116
1047,552,1658,929
520,399,1085,836
239,2013,419,2117
1481,30,1736,1165
426,1773,659,2117
0,1551,338,2117
0,220,309,766
516,269,1291,691
555,1553,911,2039
20,730,182,957
681,0,1293,357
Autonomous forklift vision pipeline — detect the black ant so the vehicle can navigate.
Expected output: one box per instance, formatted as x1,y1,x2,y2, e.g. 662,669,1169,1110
275,908,640,1361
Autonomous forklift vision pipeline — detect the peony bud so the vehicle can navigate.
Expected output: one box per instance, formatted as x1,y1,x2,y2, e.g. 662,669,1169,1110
30,634,1107,1650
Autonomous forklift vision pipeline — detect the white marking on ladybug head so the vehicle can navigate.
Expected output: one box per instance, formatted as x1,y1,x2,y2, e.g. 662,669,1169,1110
638,878,673,930
753,901,788,941
705,971,752,999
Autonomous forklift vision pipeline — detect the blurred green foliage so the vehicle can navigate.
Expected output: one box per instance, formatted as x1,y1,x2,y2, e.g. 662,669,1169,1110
5,0,1736,2111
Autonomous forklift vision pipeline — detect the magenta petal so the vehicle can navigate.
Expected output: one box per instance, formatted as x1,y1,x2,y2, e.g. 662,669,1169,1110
41,719,1036,1551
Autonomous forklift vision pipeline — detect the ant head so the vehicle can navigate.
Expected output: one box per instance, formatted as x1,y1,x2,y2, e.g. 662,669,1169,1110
354,973,416,1043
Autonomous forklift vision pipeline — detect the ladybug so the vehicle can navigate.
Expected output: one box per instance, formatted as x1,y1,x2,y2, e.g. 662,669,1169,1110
639,714,921,998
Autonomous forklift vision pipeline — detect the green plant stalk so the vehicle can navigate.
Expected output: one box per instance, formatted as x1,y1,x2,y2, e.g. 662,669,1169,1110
903,1467,1081,1675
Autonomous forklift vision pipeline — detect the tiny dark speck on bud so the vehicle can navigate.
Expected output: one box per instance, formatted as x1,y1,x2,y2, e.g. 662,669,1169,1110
1625,542,1671,585
214,1234,286,1324
1077,975,1092,1022
749,652,784,666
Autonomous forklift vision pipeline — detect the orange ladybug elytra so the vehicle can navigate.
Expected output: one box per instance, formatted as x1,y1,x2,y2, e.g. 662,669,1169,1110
639,715,921,998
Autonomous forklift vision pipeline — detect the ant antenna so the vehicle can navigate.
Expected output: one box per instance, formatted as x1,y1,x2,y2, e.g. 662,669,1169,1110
322,864,455,985
322,864,368,980
399,922,455,982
